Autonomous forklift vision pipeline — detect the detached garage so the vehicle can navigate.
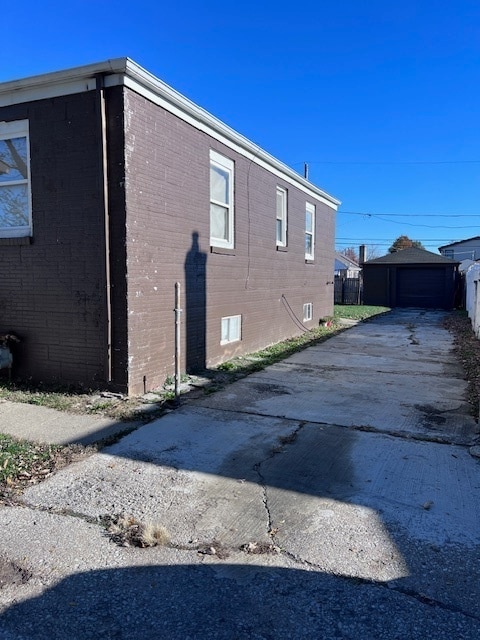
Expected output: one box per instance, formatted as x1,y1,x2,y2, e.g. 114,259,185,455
363,247,459,309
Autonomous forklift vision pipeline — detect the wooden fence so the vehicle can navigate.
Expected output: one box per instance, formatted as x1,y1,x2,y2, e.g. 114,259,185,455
334,276,363,305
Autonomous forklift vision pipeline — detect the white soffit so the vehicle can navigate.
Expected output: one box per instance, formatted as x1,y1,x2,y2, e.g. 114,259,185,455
0,58,340,209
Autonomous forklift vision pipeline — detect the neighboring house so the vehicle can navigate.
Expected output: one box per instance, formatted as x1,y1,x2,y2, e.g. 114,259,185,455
0,59,340,395
334,252,361,278
439,237,480,262
363,247,458,309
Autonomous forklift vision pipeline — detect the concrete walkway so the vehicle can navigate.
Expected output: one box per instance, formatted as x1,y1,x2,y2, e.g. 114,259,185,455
0,400,140,446
1,309,480,639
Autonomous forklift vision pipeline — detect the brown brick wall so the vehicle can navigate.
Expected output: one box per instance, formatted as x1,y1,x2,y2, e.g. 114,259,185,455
105,86,129,391
123,88,336,394
0,92,110,388
0,84,336,395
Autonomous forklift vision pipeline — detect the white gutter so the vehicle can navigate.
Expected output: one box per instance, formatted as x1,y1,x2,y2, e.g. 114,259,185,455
0,58,340,208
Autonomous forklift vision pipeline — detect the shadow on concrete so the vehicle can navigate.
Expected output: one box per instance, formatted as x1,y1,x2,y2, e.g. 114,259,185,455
3,310,480,633
2,563,479,639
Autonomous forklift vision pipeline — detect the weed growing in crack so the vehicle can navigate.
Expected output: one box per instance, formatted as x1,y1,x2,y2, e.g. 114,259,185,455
104,513,170,548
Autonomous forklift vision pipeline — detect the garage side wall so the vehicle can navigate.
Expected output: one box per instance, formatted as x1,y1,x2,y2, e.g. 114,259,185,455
363,265,391,307
122,88,336,395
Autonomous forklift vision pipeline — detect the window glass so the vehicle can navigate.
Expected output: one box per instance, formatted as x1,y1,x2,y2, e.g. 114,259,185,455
0,137,28,183
0,121,31,238
0,184,29,228
303,303,313,322
210,150,234,249
276,186,287,246
305,203,315,259
210,165,229,204
211,204,229,241
221,315,241,344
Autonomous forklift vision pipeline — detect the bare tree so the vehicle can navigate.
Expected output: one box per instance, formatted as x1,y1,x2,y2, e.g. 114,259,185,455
366,245,382,260
341,246,359,263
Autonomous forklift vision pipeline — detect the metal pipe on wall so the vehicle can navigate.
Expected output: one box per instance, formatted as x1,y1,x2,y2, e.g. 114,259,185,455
174,282,182,397
96,75,113,383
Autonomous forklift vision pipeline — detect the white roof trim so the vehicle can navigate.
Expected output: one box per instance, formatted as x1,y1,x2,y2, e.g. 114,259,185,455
0,58,340,208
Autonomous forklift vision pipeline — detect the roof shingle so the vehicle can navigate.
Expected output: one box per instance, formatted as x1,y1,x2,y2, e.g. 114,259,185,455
364,247,459,265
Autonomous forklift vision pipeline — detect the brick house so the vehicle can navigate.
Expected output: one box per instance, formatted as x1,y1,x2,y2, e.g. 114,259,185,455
0,59,339,395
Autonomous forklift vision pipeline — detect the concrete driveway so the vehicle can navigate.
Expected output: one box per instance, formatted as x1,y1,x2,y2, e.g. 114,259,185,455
1,309,480,639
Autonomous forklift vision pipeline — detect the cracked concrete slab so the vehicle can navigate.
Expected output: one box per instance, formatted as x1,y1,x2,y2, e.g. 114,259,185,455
198,311,478,444
1,309,480,638
19,407,480,598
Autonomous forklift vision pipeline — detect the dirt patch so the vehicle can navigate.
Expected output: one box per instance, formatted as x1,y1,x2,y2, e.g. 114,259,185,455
414,404,447,429
251,383,291,396
0,556,31,589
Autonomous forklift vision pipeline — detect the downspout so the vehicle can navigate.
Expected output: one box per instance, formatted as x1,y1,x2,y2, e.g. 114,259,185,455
96,75,113,383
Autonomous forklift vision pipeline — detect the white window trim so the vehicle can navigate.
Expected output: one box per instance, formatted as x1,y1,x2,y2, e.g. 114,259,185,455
303,302,313,322
276,186,287,247
305,202,315,260
210,149,234,249
0,119,32,238
221,314,242,345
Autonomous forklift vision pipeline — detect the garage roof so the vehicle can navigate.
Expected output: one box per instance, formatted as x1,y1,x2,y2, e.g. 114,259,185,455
364,247,459,265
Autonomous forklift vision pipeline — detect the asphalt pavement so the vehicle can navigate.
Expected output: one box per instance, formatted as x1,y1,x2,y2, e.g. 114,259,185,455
1,308,480,639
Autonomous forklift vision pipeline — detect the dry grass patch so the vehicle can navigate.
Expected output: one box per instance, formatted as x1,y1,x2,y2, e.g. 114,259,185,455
443,311,480,419
0,434,94,501
104,513,170,548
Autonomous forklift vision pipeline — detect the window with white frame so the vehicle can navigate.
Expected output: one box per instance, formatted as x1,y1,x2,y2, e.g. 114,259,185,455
276,186,287,247
221,315,241,344
0,120,32,238
305,202,315,260
303,303,313,322
210,150,234,249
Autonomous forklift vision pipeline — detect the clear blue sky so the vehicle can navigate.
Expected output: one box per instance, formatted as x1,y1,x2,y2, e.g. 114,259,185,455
2,0,479,256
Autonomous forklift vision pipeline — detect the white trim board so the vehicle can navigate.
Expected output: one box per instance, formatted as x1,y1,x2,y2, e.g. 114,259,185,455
0,58,340,209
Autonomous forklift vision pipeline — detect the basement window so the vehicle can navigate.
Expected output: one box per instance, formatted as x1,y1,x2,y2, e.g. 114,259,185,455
303,303,313,322
221,315,241,345
0,120,32,238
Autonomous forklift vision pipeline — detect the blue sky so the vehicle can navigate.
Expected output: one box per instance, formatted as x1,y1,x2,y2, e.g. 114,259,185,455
2,0,479,256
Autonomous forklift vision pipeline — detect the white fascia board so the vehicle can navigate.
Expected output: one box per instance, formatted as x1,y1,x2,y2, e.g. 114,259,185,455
0,78,97,107
0,59,128,108
118,60,340,209
0,57,340,209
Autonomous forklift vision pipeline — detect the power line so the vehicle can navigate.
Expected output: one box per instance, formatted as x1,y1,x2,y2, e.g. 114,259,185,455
338,210,480,218
295,159,480,166
336,210,479,230
336,237,463,242
372,216,477,230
